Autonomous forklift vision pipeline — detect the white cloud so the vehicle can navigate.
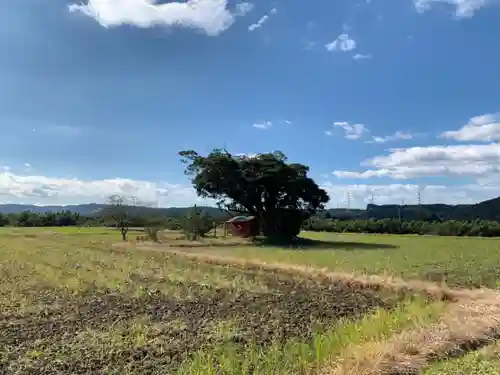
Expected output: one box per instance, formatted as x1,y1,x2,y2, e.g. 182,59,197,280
321,182,500,208
366,131,414,144
333,143,500,181
327,121,369,140
441,113,500,142
283,120,292,125
325,34,356,52
68,0,253,36
333,111,500,182
235,153,259,158
414,0,493,18
353,53,372,60
0,170,495,208
252,121,272,130
248,15,268,31
235,2,254,16
332,170,388,179
248,7,277,31
0,171,209,207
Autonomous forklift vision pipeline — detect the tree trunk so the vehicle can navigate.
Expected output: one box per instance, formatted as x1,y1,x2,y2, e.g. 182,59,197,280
260,209,302,244
121,227,128,241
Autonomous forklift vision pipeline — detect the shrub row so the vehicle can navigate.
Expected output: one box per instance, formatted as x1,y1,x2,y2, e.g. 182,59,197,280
0,211,168,228
0,210,221,233
303,218,500,237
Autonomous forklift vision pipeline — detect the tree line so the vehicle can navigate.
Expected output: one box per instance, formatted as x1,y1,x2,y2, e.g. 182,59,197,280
6,148,500,241
0,211,87,227
9,209,500,238
0,210,184,229
303,218,500,237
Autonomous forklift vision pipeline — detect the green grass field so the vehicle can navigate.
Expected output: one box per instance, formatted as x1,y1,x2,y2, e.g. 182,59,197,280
0,227,499,374
192,231,500,289
425,340,500,375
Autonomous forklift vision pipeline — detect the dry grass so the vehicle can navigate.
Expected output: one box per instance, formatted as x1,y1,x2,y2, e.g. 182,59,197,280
1,228,426,374
425,339,500,374
192,231,500,289
3,228,500,374
325,296,500,375
140,244,494,302
140,245,500,375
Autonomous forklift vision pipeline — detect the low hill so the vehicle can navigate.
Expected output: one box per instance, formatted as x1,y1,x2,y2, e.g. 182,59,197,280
0,204,104,215
0,204,228,219
320,208,365,220
364,196,500,221
2,196,500,221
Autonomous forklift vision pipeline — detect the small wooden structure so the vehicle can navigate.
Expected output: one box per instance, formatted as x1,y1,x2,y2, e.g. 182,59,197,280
224,215,258,238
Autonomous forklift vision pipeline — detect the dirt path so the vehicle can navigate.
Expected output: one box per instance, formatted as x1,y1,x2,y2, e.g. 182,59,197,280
130,243,500,375
132,243,493,301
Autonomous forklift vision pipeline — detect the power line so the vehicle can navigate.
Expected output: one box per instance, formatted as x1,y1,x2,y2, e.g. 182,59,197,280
398,199,405,221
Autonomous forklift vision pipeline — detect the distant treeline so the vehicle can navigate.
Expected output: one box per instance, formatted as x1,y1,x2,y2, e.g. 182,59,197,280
7,209,500,238
303,218,500,237
0,210,224,229
319,198,500,222
0,211,89,227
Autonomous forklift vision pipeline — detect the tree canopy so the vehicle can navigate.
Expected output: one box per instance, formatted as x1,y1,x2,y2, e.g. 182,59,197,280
179,149,329,240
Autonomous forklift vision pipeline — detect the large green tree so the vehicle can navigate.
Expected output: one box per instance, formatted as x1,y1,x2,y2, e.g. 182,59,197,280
179,149,329,241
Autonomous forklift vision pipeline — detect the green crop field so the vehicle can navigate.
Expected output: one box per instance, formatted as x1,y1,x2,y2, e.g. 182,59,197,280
425,340,500,375
194,231,500,289
0,227,499,374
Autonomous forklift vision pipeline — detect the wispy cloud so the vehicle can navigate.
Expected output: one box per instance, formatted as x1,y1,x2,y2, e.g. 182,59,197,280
414,0,495,18
333,111,500,185
0,168,496,207
69,0,253,36
248,7,277,31
252,121,272,130
325,33,356,52
353,53,372,60
332,143,500,182
366,131,414,144
441,112,500,142
283,120,292,125
234,2,254,16
46,124,82,137
0,171,209,207
235,153,259,158
303,40,317,50
327,121,368,140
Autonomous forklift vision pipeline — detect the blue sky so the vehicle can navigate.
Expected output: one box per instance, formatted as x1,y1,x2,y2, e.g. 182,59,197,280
1,0,500,208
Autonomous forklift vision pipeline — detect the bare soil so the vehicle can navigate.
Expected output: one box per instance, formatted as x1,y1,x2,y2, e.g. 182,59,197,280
0,262,399,374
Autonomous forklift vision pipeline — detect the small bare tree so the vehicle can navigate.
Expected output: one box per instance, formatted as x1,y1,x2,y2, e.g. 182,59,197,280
106,195,130,241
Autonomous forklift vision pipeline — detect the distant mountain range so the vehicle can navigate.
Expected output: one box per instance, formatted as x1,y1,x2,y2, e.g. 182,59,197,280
321,196,500,221
1,196,500,221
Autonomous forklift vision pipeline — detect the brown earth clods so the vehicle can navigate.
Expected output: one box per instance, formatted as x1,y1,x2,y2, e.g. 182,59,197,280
0,263,400,375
